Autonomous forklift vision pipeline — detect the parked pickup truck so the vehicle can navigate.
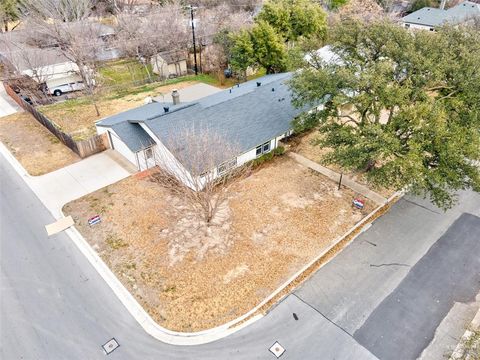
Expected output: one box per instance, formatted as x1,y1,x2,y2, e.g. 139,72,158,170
48,81,85,96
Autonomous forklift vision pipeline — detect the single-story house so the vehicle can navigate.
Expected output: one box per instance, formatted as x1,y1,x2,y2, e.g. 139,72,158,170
151,51,188,79
96,73,304,189
401,1,480,30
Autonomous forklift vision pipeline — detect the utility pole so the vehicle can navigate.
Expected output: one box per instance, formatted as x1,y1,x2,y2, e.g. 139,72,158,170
188,5,199,75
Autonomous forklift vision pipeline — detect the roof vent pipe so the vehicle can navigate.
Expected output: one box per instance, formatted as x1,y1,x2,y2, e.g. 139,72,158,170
256,82,261,87
163,106,169,113
272,88,275,92
172,89,180,105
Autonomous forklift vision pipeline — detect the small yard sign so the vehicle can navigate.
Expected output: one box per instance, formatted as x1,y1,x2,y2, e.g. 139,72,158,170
353,198,365,210
88,215,101,226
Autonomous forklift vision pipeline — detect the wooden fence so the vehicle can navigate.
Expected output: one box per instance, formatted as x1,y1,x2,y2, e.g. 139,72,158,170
4,83,108,158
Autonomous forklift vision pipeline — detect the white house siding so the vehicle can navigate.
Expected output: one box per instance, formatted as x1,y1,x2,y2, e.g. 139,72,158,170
151,56,188,78
236,147,258,166
99,127,139,169
236,132,291,166
137,145,157,171
139,123,198,188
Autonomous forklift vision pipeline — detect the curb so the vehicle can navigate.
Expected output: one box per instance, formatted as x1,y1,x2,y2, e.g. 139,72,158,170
1,140,401,345
450,307,480,359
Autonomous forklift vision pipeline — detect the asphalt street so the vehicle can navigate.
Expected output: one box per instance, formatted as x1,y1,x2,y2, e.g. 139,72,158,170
354,213,480,360
1,153,479,360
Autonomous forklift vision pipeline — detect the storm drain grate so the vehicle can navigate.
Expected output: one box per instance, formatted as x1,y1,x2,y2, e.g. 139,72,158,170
269,341,286,358
102,338,120,355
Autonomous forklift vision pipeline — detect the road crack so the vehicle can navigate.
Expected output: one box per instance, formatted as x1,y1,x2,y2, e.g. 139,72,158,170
370,263,410,268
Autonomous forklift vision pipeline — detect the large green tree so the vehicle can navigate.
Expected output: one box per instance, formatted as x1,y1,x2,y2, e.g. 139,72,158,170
256,0,327,43
230,21,288,74
289,20,480,209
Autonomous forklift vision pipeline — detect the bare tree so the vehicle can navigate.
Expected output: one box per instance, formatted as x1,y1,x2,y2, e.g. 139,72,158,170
21,0,92,22
0,33,55,102
115,4,189,80
21,0,108,115
193,5,252,73
149,126,251,224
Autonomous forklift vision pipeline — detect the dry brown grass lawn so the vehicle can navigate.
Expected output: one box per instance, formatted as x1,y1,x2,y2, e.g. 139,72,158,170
293,130,394,198
39,81,198,141
0,111,80,175
64,156,375,332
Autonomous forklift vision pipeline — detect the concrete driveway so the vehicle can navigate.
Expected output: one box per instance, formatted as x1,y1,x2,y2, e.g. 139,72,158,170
153,83,222,103
29,150,135,216
0,83,20,117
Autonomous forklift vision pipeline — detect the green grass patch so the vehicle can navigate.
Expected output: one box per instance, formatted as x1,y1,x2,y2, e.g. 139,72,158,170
105,233,129,250
98,59,153,87
38,97,92,114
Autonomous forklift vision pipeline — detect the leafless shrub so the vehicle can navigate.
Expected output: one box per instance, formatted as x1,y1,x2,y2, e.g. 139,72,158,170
149,126,251,224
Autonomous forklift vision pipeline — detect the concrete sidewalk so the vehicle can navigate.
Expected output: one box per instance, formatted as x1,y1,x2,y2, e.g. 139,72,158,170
289,152,388,205
0,83,21,118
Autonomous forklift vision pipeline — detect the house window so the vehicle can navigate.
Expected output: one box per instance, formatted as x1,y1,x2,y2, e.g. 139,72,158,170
256,141,271,157
263,142,270,153
218,158,237,175
145,147,153,159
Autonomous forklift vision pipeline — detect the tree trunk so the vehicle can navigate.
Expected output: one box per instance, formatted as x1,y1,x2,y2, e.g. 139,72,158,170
144,62,152,82
93,100,100,116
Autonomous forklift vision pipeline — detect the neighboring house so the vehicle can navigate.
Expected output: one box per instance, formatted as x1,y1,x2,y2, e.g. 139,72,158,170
0,23,118,92
401,1,480,30
151,51,188,79
95,73,303,188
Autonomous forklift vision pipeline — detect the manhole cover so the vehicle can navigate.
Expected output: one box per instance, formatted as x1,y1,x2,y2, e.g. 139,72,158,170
102,338,120,355
269,341,286,358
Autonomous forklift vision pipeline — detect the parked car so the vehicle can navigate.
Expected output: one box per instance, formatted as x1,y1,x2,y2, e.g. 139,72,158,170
48,81,85,96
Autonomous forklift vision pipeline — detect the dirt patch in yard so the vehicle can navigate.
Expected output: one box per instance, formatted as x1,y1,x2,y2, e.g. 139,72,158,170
39,81,198,141
292,130,394,198
0,111,80,175
64,156,374,332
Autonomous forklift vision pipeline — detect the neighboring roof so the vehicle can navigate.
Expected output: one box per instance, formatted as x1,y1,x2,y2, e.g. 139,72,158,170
402,1,480,26
304,45,343,67
97,73,306,168
157,50,187,64
0,21,117,72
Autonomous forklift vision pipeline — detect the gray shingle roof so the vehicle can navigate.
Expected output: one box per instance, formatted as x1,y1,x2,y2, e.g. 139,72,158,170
96,73,305,167
402,1,480,27
144,73,300,159
110,122,155,152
